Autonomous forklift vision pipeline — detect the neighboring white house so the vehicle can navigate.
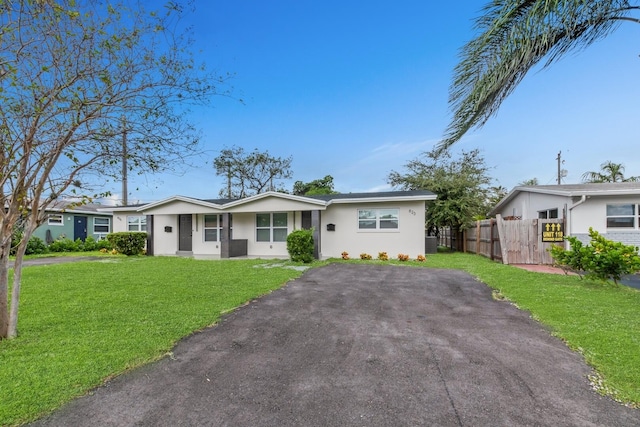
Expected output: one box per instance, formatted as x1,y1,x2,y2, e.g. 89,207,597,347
489,183,640,247
103,190,436,259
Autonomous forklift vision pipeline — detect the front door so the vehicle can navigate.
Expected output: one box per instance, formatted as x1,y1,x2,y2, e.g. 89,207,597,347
179,214,193,251
74,216,88,241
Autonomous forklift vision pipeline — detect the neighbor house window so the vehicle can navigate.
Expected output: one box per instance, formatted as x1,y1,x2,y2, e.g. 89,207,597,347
358,209,399,230
538,208,559,219
48,214,63,225
256,212,288,242
127,216,147,232
93,217,110,239
606,204,635,228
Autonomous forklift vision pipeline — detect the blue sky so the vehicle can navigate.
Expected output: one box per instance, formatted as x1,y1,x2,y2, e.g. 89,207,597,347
112,0,640,203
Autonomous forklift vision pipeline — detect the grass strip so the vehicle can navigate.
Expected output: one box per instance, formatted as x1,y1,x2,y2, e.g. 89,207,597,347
0,256,304,426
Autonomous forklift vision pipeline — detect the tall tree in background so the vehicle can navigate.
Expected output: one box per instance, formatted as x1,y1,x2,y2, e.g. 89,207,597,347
442,1,639,150
581,161,640,182
519,178,539,186
388,148,495,237
292,175,337,196
213,146,293,198
0,0,227,339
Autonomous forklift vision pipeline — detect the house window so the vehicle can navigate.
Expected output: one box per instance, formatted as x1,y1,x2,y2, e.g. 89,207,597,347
358,209,399,230
93,217,110,239
48,214,63,226
204,214,221,242
606,204,635,228
127,216,147,232
538,208,559,219
256,212,288,242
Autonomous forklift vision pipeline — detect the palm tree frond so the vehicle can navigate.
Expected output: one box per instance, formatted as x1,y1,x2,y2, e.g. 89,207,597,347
440,0,636,152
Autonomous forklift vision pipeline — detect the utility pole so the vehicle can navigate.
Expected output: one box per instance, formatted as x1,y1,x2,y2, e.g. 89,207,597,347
122,117,128,205
556,151,562,185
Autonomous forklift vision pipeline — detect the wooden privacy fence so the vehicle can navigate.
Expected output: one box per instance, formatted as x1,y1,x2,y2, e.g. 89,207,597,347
463,215,565,265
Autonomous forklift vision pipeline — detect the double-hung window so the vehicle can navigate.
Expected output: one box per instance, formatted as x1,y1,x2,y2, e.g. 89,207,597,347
358,209,399,230
127,216,147,232
204,214,221,242
538,208,558,219
606,204,635,228
256,213,288,242
93,217,110,239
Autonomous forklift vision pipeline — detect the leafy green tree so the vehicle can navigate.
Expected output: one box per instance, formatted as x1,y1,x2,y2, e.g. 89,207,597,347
442,1,640,150
388,148,495,236
0,1,226,339
213,146,293,198
292,175,338,196
581,161,640,183
519,178,539,186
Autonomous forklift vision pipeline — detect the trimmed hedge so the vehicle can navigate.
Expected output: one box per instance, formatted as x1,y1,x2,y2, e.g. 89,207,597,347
286,229,314,263
107,232,147,256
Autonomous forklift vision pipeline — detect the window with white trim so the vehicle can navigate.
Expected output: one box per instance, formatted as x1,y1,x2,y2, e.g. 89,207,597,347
606,204,635,228
127,216,147,232
93,217,110,239
538,208,558,219
204,214,221,242
48,214,63,226
358,208,399,230
256,212,288,242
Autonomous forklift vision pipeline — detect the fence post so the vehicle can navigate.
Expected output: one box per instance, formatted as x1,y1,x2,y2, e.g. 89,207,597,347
496,214,509,265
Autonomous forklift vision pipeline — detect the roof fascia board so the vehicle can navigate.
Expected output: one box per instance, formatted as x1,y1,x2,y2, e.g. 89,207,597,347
327,195,436,204
222,191,327,208
136,196,223,212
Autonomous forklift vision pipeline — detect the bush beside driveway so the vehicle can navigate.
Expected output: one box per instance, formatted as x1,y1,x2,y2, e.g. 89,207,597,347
33,264,640,426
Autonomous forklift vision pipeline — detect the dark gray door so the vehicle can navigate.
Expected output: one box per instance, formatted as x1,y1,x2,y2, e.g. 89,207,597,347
179,214,192,251
74,216,88,241
301,211,312,230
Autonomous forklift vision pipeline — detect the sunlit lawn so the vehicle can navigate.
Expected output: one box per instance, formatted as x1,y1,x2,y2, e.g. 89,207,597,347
2,252,639,425
0,256,306,425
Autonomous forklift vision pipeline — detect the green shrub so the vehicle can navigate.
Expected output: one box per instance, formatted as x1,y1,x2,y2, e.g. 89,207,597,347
286,229,314,263
96,238,112,251
25,236,49,255
81,236,97,252
49,237,80,253
107,232,147,256
550,228,640,284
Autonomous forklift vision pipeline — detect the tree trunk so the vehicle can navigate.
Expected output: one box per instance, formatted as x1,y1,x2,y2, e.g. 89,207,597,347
0,250,9,339
8,222,39,338
8,249,25,338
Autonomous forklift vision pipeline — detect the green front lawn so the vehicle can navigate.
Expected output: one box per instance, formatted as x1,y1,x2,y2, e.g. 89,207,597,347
0,256,307,426
1,253,639,425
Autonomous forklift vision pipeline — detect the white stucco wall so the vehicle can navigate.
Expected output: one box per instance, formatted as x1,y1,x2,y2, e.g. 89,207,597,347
569,195,640,248
152,214,179,255
497,192,569,220
111,210,143,233
319,201,426,259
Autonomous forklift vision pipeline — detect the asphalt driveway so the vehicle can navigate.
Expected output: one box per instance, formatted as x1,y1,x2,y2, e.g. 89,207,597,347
32,264,640,426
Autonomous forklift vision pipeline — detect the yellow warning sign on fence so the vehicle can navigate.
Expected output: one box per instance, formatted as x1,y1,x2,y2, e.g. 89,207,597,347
542,222,564,242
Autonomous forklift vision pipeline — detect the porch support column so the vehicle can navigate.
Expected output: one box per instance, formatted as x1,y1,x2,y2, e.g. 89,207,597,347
145,215,154,256
311,210,321,260
221,213,231,258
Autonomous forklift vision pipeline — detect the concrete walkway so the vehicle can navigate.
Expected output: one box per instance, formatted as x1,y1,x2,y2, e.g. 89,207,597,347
32,264,640,426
